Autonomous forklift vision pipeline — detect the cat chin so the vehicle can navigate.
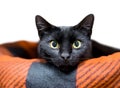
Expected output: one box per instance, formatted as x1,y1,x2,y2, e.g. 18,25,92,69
57,65,77,73
51,61,78,72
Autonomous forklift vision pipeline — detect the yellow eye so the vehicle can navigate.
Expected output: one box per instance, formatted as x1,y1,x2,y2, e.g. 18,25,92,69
72,40,81,49
50,40,59,49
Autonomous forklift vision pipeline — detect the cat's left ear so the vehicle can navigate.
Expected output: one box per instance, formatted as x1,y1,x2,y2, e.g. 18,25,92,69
35,15,52,35
75,14,94,37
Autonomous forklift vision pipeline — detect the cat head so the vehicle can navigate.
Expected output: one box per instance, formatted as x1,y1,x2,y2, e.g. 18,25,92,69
36,14,94,72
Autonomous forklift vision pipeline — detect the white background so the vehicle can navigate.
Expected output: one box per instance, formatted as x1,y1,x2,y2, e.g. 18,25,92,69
0,0,120,48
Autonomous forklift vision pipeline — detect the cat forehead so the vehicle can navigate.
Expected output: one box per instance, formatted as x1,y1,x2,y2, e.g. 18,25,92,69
59,26,72,31
57,26,74,35
55,26,81,36
57,26,74,36
56,26,81,39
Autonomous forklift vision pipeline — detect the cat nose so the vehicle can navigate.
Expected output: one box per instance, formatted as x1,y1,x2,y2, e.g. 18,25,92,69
61,53,70,60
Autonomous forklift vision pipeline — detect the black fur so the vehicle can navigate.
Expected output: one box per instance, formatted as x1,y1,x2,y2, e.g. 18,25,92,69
92,40,120,57
36,14,120,72
5,46,31,58
36,14,94,72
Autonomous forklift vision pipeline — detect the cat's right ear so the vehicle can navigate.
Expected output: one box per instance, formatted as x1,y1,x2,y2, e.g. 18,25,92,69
35,15,51,34
74,14,94,37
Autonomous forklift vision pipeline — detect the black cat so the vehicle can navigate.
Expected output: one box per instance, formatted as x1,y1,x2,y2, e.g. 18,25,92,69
36,14,120,72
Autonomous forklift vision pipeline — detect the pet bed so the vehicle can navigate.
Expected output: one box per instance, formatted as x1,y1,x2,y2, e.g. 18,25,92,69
0,41,120,88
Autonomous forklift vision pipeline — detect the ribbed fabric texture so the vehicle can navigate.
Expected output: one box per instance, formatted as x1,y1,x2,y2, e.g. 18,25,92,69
0,55,39,88
0,41,120,88
76,52,120,88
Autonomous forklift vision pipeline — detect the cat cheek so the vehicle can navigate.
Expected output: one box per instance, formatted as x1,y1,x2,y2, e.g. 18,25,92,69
51,59,62,67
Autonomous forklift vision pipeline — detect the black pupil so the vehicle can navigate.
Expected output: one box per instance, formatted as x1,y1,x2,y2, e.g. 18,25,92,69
74,41,79,47
52,41,57,47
